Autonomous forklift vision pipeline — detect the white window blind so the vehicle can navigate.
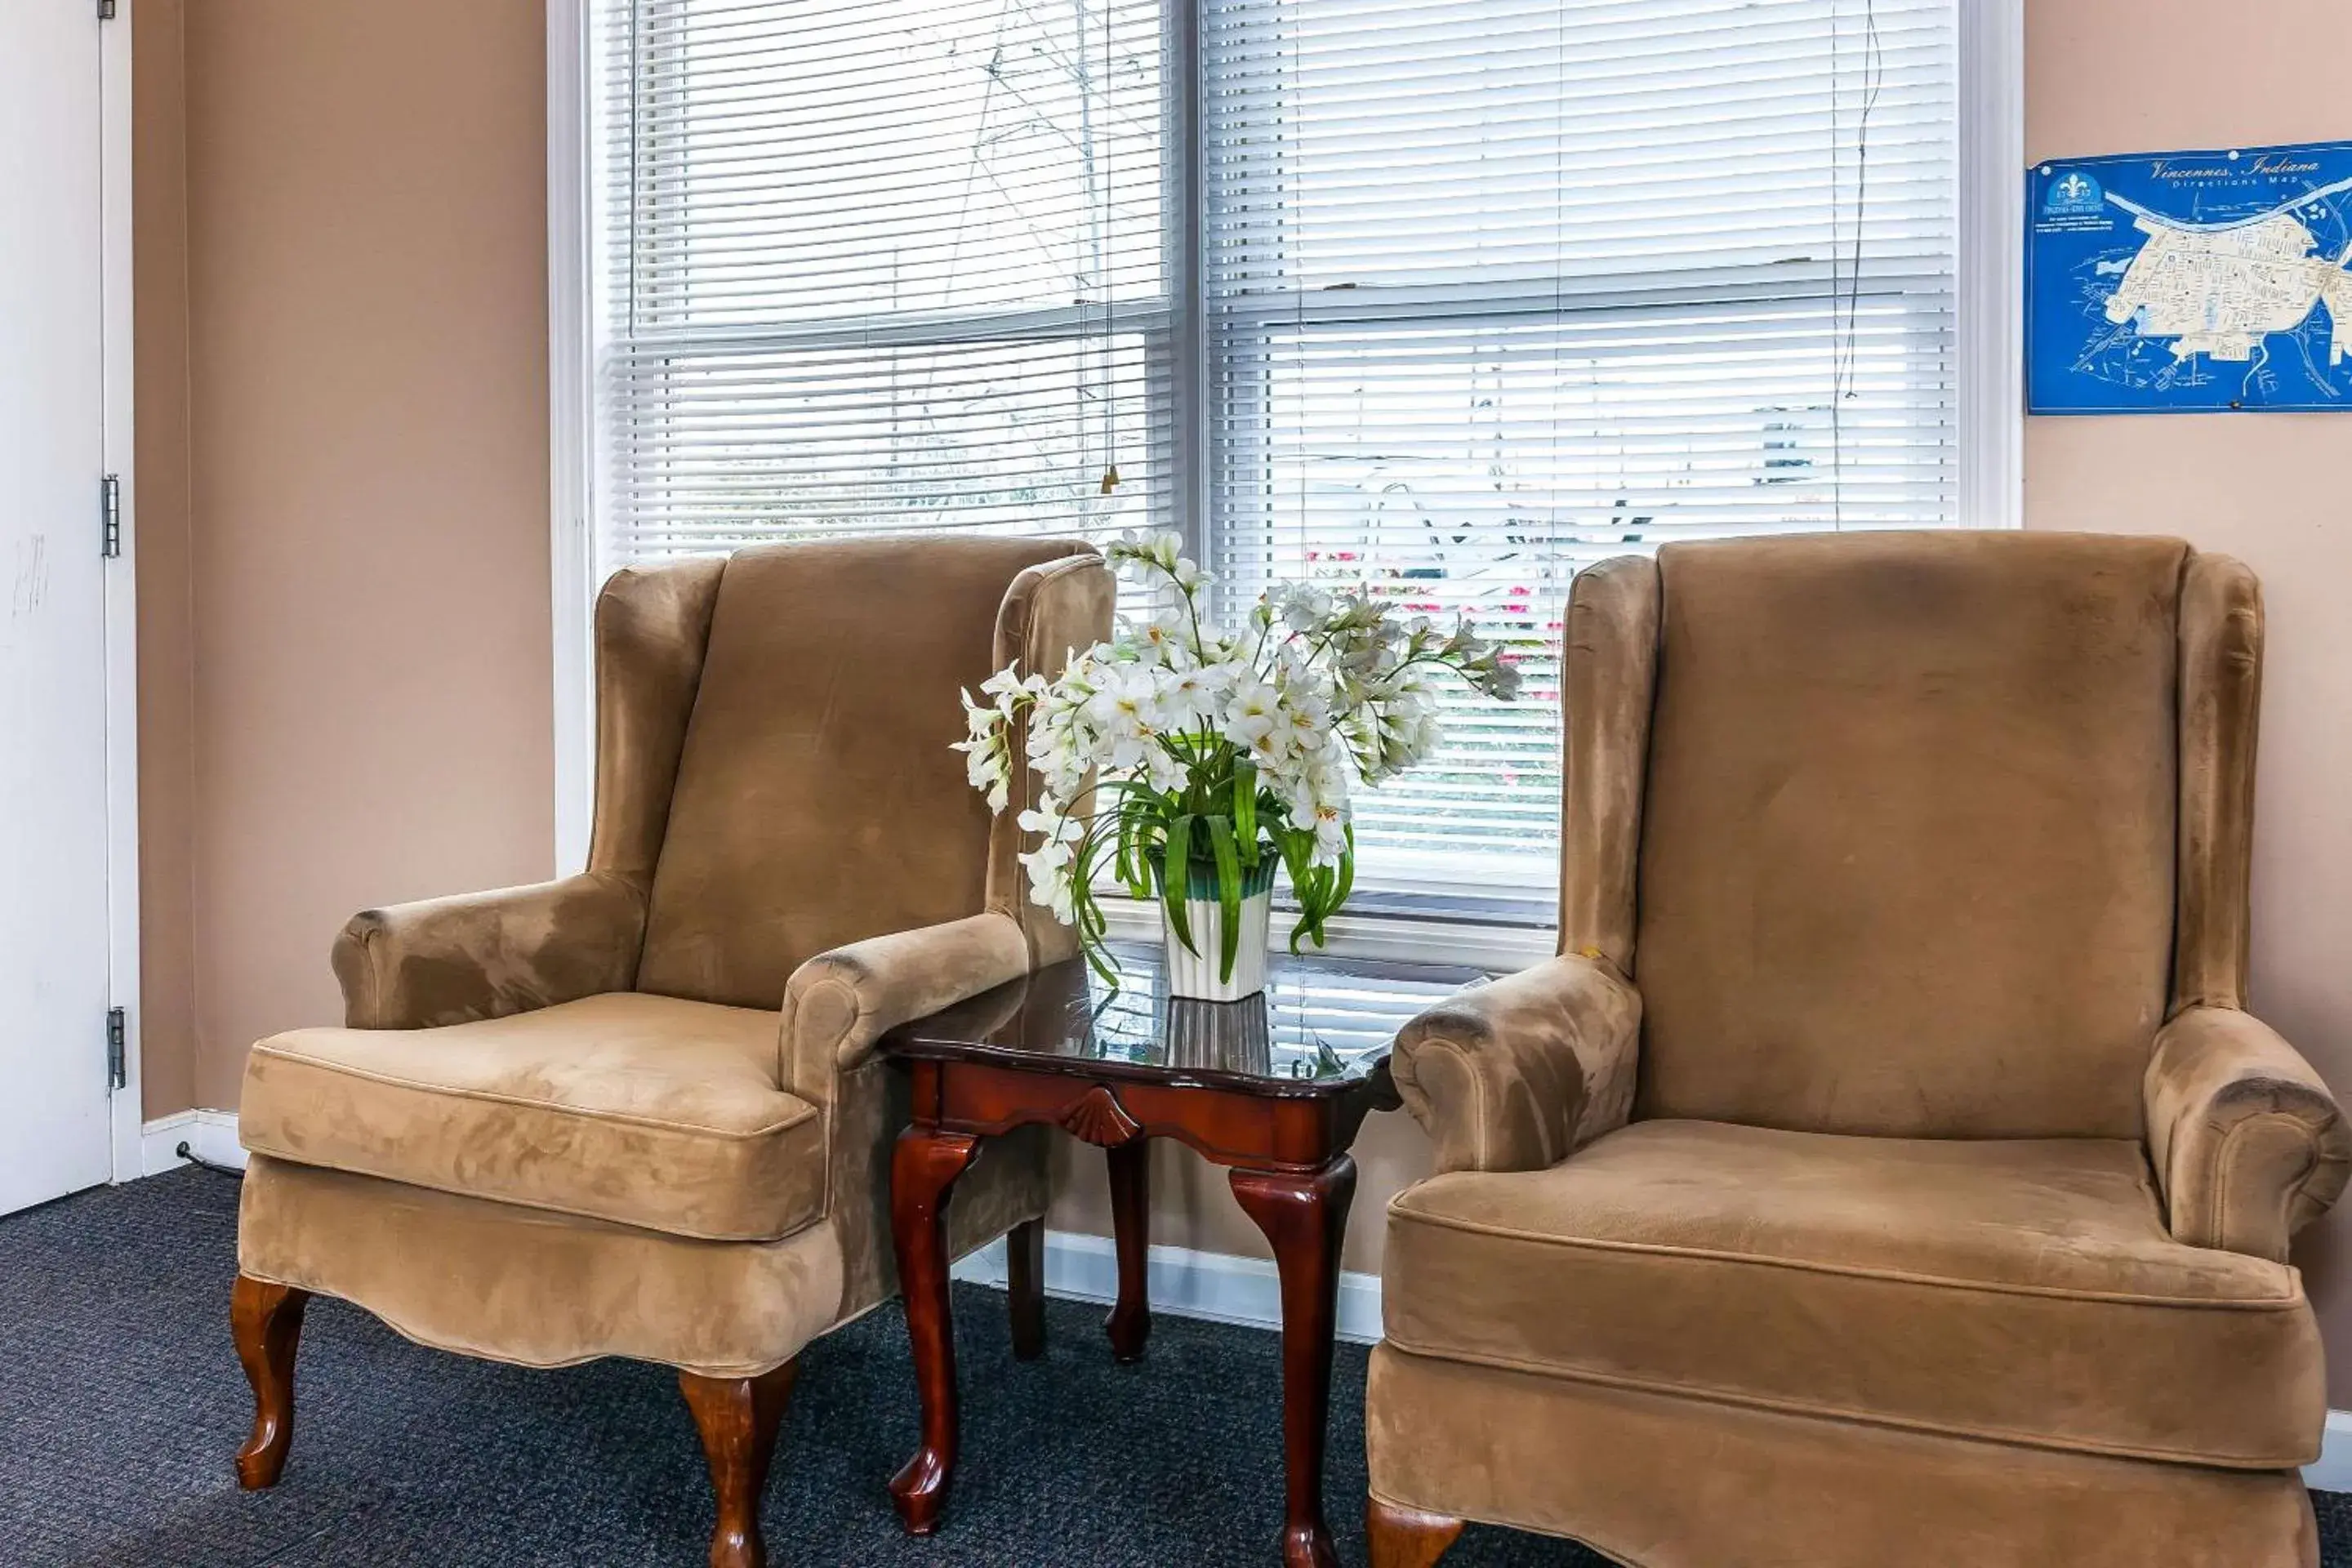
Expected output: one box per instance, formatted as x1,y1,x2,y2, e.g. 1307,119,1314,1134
598,0,1173,568
590,0,1970,918
1203,0,1961,897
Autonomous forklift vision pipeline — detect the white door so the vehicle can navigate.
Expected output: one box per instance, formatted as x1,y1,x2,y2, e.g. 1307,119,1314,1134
0,1,114,1214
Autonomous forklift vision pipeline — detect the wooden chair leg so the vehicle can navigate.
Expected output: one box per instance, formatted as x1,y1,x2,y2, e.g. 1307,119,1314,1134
231,1274,309,1490
679,1361,799,1568
1007,1217,1047,1361
1366,1497,1466,1568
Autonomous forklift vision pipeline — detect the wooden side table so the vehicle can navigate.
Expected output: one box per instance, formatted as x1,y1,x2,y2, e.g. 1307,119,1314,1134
877,942,1492,1568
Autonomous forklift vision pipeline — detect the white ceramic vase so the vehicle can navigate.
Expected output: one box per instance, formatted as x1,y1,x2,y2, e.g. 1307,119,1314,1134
1160,858,1277,1002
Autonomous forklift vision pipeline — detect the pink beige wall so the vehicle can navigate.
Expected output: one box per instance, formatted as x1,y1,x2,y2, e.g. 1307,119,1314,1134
136,0,556,1114
134,0,196,1120
2025,0,2352,1402
136,0,2352,1396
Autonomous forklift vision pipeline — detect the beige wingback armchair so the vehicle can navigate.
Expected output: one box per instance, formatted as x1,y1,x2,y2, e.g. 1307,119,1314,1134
1365,532,2350,1568
227,535,1111,1568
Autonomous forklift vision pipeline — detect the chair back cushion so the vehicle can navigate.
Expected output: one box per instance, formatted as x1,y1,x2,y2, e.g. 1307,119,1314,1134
635,535,1081,1009
1633,531,2187,1138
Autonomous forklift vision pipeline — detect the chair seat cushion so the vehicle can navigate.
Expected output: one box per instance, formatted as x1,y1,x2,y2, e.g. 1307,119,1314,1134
239,992,825,1242
1383,1120,2324,1468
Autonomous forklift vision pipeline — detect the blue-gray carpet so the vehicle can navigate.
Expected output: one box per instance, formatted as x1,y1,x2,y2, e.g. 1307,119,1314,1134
2,1168,2348,1567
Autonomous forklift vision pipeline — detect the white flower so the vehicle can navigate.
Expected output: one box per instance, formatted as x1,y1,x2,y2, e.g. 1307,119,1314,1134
1016,808,1085,924
1109,528,1187,579
1125,607,1196,669
1311,800,1350,865
1276,586,1333,632
1083,663,1172,771
950,688,1013,810
1223,678,1282,755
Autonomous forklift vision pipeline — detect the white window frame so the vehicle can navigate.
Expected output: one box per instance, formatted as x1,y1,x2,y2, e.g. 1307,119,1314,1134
545,0,2023,967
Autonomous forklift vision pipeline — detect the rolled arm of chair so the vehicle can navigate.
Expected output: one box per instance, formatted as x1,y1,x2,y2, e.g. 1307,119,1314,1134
778,910,1032,1102
1391,954,1642,1176
2145,1007,2352,1262
329,870,648,1030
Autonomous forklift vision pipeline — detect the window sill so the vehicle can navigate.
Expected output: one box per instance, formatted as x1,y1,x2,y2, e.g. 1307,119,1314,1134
1094,893,1557,972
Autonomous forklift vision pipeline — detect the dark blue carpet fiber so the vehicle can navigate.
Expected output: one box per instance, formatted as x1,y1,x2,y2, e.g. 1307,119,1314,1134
2,1168,2349,1566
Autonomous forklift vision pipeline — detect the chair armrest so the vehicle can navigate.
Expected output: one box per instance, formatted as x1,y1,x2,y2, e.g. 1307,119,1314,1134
778,911,1031,1102
2145,1007,2352,1262
1392,955,1642,1176
329,871,647,1029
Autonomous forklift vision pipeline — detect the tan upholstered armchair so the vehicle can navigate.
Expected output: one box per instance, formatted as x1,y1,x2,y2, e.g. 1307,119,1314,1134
228,536,1111,1568
1364,532,2351,1568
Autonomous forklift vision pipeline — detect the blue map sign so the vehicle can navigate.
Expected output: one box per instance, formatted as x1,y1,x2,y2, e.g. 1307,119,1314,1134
2027,140,2352,414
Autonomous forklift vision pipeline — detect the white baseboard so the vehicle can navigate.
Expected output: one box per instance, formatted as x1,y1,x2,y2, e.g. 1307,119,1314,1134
951,1227,1384,1346
139,1110,247,1176
2305,1410,2352,1492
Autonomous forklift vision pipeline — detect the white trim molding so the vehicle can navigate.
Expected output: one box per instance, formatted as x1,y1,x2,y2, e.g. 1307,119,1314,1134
140,1111,247,1177
951,1227,1384,1347
2305,1411,2352,1494
101,0,145,1183
1956,0,2026,532
546,0,598,875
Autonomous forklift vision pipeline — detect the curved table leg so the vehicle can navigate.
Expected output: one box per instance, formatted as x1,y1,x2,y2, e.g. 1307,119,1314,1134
889,1125,980,1535
1230,1156,1356,1568
1106,1137,1152,1362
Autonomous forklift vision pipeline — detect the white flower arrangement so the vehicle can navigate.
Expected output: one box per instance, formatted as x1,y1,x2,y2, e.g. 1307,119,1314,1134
956,531,1521,982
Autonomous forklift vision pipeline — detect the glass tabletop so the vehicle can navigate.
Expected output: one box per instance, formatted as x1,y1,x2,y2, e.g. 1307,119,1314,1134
880,940,1503,1096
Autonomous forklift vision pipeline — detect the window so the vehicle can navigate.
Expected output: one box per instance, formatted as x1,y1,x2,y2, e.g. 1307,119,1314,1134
593,0,1170,563
566,0,2016,918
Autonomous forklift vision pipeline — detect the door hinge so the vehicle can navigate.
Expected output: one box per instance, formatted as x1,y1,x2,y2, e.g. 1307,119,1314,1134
100,474,121,558
105,1007,127,1091
98,0,117,20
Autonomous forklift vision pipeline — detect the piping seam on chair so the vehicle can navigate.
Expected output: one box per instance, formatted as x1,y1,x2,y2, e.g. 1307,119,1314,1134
1384,1206,2303,1307
2209,1109,2318,1259
246,1044,817,1140
1373,1339,2313,1471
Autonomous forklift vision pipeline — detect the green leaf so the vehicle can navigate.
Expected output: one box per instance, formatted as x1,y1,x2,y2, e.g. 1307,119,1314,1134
1232,762,1258,866
1331,823,1356,908
1206,813,1244,982
1115,800,1144,897
1160,813,1196,956
1277,828,1317,954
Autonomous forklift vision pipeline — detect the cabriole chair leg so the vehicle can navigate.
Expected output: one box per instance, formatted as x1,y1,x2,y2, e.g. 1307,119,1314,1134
1366,1496,1466,1568
679,1360,800,1568
231,1275,310,1490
